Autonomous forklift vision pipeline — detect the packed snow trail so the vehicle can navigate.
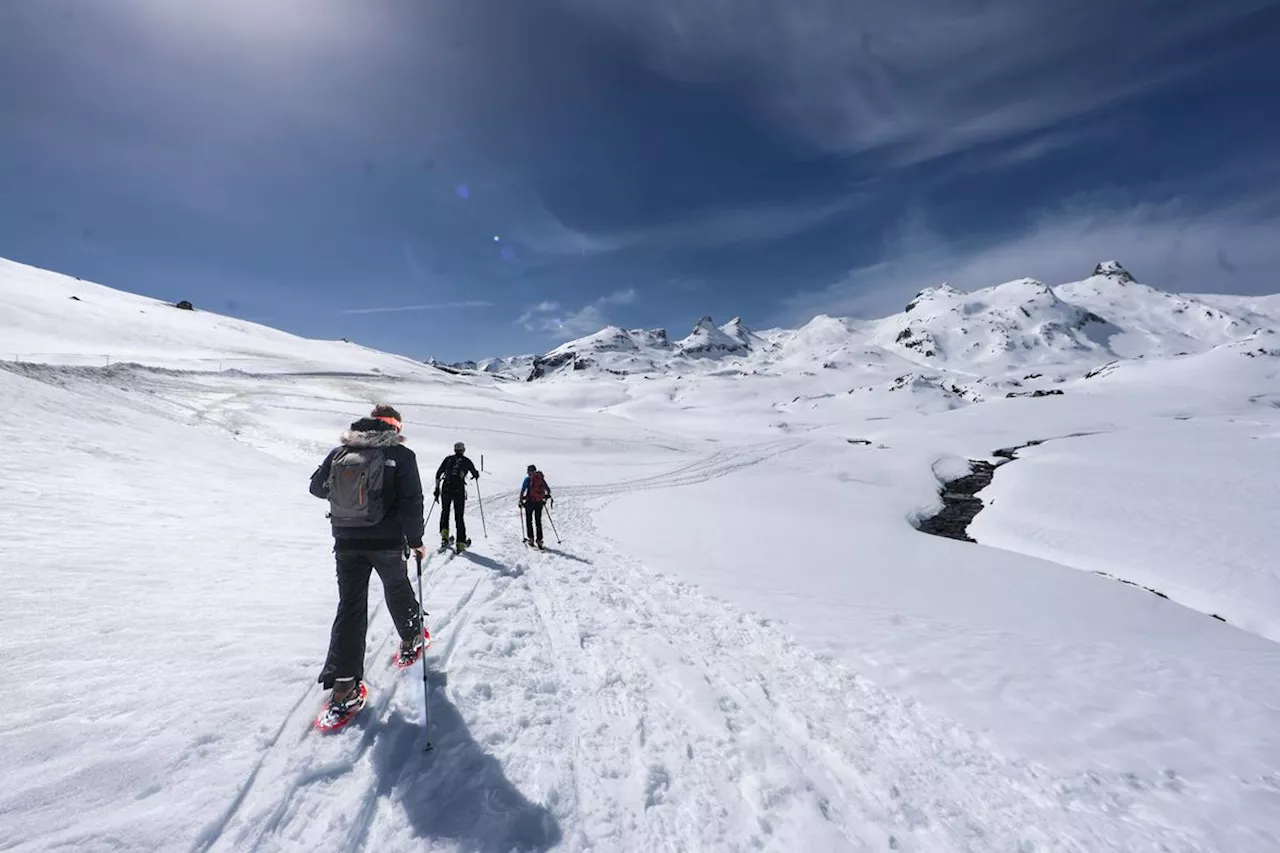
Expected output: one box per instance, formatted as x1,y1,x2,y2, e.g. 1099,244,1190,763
189,489,1223,852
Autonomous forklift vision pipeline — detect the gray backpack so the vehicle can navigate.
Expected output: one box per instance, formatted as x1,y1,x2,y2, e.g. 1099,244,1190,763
326,447,387,527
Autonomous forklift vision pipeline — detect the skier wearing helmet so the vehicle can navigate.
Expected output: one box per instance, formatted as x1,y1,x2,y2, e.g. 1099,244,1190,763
433,441,480,552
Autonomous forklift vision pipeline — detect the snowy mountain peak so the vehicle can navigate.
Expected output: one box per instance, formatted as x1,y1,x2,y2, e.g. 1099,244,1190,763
904,283,962,313
1093,260,1135,283
678,315,752,357
882,276,1107,365
720,316,762,349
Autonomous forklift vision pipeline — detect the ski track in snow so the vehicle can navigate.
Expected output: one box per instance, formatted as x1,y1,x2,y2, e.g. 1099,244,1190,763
189,451,1219,853
194,550,484,853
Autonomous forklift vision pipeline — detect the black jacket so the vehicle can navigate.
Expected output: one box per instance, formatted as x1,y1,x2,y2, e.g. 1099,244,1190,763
435,452,479,495
310,418,426,550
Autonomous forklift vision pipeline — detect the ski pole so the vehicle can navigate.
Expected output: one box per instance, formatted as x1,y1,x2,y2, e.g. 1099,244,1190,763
519,503,527,544
425,496,438,526
414,553,433,752
546,502,562,544
474,476,488,538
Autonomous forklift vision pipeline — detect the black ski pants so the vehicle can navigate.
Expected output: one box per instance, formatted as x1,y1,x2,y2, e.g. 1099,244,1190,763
319,549,422,689
523,500,545,543
440,489,467,542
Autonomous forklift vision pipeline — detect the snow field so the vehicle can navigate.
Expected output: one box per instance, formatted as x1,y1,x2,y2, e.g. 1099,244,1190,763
5,255,1280,851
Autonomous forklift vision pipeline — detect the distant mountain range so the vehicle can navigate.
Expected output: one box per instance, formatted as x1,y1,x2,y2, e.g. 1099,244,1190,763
432,262,1280,387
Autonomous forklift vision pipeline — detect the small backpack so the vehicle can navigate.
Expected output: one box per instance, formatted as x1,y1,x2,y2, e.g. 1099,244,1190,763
326,447,387,527
441,455,467,491
528,471,548,502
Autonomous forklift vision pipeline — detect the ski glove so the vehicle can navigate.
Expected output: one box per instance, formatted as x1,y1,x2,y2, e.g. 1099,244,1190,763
433,488,440,499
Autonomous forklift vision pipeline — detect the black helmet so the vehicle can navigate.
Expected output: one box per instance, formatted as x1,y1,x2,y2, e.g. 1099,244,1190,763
454,442,465,453
527,463,537,472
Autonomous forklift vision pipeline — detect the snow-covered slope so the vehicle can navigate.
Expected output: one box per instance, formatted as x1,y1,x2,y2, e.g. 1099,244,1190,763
5,255,1280,852
1051,262,1258,358
0,257,445,377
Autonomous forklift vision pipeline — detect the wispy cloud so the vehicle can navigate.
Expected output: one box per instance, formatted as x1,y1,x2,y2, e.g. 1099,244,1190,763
400,244,428,282
343,301,493,315
779,192,1280,323
518,192,866,258
556,0,1271,162
519,289,637,339
599,288,637,305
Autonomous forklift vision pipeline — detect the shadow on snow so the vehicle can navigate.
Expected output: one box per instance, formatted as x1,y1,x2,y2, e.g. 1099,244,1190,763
540,547,591,565
369,672,561,852
459,550,525,577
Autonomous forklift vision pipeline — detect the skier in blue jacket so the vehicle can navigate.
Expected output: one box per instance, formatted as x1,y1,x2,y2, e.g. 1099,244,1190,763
519,464,553,548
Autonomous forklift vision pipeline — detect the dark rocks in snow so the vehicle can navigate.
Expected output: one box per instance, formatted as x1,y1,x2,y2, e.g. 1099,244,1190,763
1093,261,1135,283
1005,389,1065,398
1084,361,1120,379
916,461,997,542
539,350,577,373
917,440,1042,542
992,440,1043,461
894,327,937,357
175,300,195,311
1092,571,1171,600
427,361,467,376
69,295,81,301
1074,310,1108,329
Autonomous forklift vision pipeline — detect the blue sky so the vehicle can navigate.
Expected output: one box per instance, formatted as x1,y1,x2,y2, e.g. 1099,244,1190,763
2,0,1278,360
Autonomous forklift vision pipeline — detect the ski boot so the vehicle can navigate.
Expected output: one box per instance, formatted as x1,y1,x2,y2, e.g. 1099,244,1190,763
455,537,471,554
316,680,367,732
439,532,454,552
395,629,427,669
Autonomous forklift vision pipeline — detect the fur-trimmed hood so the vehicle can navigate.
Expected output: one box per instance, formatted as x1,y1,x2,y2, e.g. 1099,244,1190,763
340,417,405,448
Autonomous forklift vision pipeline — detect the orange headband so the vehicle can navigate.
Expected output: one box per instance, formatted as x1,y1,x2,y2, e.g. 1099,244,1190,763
376,415,402,432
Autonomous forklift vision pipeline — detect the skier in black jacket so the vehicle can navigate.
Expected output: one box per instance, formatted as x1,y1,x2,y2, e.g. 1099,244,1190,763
309,404,425,719
434,441,480,552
